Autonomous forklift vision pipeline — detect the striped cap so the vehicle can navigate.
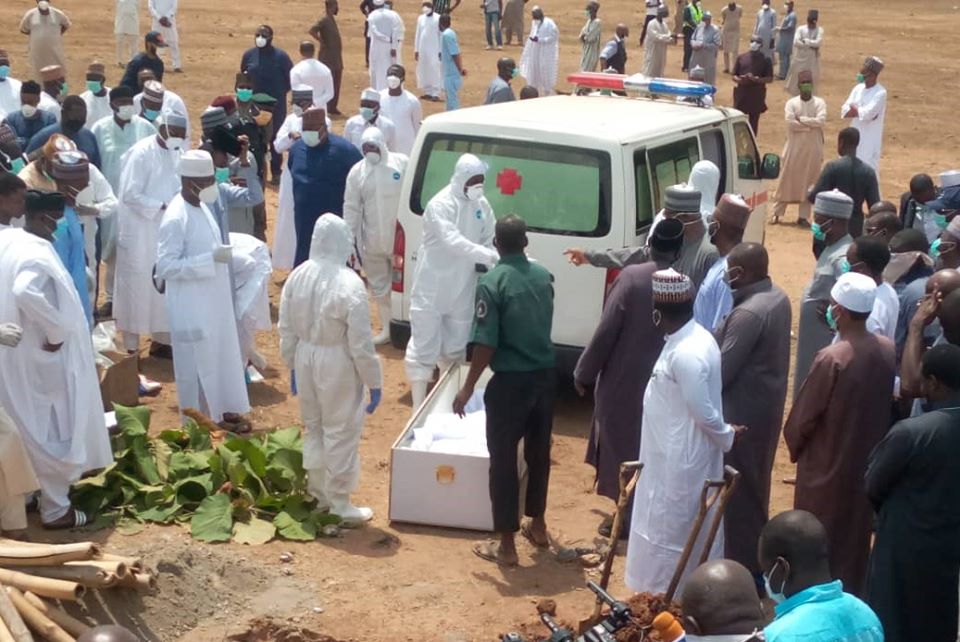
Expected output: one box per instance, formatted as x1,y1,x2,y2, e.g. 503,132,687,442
51,151,90,180
652,268,694,303
142,80,165,102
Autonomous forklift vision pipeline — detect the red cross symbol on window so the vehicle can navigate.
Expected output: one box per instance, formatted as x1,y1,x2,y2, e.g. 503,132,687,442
496,168,523,196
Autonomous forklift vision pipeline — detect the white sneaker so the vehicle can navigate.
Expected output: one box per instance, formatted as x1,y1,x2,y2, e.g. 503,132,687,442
373,330,390,345
333,504,374,526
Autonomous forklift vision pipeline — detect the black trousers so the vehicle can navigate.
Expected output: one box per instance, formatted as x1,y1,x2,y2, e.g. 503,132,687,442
682,28,694,71
639,14,656,45
329,68,343,113
484,369,556,533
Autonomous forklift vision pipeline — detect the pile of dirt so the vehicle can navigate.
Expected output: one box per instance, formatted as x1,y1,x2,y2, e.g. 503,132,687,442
227,617,350,642
615,593,683,642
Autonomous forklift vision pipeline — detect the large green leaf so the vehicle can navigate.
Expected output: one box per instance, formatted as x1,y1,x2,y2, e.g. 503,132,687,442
185,419,212,450
73,461,118,489
190,494,233,542
168,451,213,479
159,429,189,447
149,439,174,482
130,436,162,486
225,437,268,478
175,473,213,505
232,516,276,545
114,405,151,437
265,449,304,493
136,501,181,524
265,427,302,455
273,510,317,541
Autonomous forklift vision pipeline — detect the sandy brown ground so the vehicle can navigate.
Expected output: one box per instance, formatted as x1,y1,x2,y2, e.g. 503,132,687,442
1,0,958,639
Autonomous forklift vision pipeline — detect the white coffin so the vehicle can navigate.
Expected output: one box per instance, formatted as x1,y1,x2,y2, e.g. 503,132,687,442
389,365,525,531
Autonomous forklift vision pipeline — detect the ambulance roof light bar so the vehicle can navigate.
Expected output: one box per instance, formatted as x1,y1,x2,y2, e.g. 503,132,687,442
567,72,717,101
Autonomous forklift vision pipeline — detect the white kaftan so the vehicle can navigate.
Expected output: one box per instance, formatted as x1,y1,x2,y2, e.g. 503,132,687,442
133,89,191,143
691,23,722,85
0,230,112,523
625,319,734,594
367,8,402,91
343,114,396,152
0,78,23,121
378,89,421,155
115,135,180,336
290,59,335,109
156,195,250,422
148,0,181,69
519,18,560,95
80,89,113,129
643,20,672,78
841,82,886,176
415,12,442,98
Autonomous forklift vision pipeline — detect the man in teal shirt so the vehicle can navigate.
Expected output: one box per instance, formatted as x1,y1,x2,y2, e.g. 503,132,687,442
439,14,465,111
454,214,555,567
759,510,884,642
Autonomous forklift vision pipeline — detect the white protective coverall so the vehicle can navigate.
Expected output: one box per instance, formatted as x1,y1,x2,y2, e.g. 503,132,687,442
689,159,720,219
229,232,273,369
0,230,112,524
343,127,409,344
403,154,499,409
279,215,383,522
155,193,250,422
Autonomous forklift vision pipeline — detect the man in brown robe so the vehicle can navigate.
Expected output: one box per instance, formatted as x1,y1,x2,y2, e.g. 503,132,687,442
732,35,773,135
573,218,684,537
309,0,344,115
772,70,826,226
784,272,895,597
714,242,791,576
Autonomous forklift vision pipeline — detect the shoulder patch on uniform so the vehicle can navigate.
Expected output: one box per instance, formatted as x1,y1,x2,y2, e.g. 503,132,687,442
476,299,488,320
393,171,401,180
475,209,482,219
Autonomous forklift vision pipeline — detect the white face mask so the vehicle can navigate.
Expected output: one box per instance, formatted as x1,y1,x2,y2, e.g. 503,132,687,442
364,151,381,164
359,106,376,121
465,184,484,200
293,104,304,117
255,36,268,48
302,130,321,147
37,0,50,10
749,41,762,51
164,135,184,151
386,75,402,89
20,104,37,118
117,104,136,121
198,183,219,204
73,185,95,207
421,5,431,13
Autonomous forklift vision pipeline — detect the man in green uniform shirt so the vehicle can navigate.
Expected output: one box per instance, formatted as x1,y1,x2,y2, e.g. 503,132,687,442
453,215,555,567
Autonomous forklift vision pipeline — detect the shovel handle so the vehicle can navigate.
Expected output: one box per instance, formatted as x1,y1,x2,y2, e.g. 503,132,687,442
697,466,741,566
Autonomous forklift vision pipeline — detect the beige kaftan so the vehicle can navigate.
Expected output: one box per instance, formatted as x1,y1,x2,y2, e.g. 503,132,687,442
19,7,71,80
774,95,826,204
643,19,673,78
785,25,823,96
0,406,40,532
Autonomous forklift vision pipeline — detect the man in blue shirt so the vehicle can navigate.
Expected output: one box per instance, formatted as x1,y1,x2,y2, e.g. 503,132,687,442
760,510,884,642
120,31,167,91
240,25,293,184
26,96,102,169
439,14,466,111
289,107,361,266
2,81,56,150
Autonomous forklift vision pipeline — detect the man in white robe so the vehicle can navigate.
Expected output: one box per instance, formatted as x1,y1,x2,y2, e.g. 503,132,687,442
625,268,738,594
841,56,886,177
133,76,190,143
0,196,112,529
90,85,156,317
344,88,396,152
367,0,402,91
115,111,186,354
80,62,112,129
147,0,181,72
752,1,776,62
784,10,822,96
378,64,421,156
519,7,559,96
772,70,825,225
289,41,334,110
114,0,140,67
155,150,251,430
414,0,442,101
690,11,721,85
0,50,23,121
344,126,408,345
643,8,673,78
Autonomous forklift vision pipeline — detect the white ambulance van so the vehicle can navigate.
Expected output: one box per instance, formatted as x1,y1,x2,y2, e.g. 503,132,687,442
389,85,780,373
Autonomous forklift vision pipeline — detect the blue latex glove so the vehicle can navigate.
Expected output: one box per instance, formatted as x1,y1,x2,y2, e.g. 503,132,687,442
290,370,297,396
366,388,382,414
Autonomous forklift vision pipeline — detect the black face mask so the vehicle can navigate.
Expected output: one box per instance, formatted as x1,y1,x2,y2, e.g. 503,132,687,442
62,119,85,133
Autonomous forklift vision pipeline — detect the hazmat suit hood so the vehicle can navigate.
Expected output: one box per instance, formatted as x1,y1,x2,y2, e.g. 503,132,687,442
309,213,354,265
361,126,389,157
689,160,720,217
450,153,488,202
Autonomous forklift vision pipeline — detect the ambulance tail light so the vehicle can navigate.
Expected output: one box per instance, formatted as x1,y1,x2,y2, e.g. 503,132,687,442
567,72,717,100
603,268,621,305
392,221,405,293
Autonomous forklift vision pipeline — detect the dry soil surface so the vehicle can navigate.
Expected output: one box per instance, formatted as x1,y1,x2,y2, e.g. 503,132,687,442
0,0,957,639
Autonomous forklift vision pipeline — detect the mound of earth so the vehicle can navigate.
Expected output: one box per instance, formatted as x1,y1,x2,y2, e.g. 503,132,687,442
227,617,352,642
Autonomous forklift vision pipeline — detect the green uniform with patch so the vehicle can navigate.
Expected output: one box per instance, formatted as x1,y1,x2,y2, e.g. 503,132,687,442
470,252,556,533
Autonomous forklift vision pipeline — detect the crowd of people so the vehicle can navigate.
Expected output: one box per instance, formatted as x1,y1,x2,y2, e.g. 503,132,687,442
0,0,955,641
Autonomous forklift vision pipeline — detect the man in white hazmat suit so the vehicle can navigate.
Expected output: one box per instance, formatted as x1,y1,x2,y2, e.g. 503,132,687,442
344,126,408,345
155,150,251,432
0,197,112,529
279,214,383,524
404,153,499,411
229,232,273,374
115,110,186,355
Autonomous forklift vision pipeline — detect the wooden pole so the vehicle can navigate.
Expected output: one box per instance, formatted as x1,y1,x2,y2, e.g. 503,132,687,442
0,615,16,642
21,593,91,639
5,588,72,642
0,570,83,602
0,581,32,642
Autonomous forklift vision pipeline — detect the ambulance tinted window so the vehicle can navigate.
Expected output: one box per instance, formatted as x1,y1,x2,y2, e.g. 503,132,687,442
648,137,700,211
410,134,612,237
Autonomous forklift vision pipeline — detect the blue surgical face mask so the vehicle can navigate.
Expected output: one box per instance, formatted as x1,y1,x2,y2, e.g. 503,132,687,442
763,560,787,604
236,88,254,102
930,238,942,259
840,259,851,274
359,106,376,121
0,66,9,80
143,108,160,122
86,80,103,93
934,211,948,230
826,304,838,332
59,81,68,96
215,167,230,184
9,157,25,174
856,73,865,84
811,219,831,241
